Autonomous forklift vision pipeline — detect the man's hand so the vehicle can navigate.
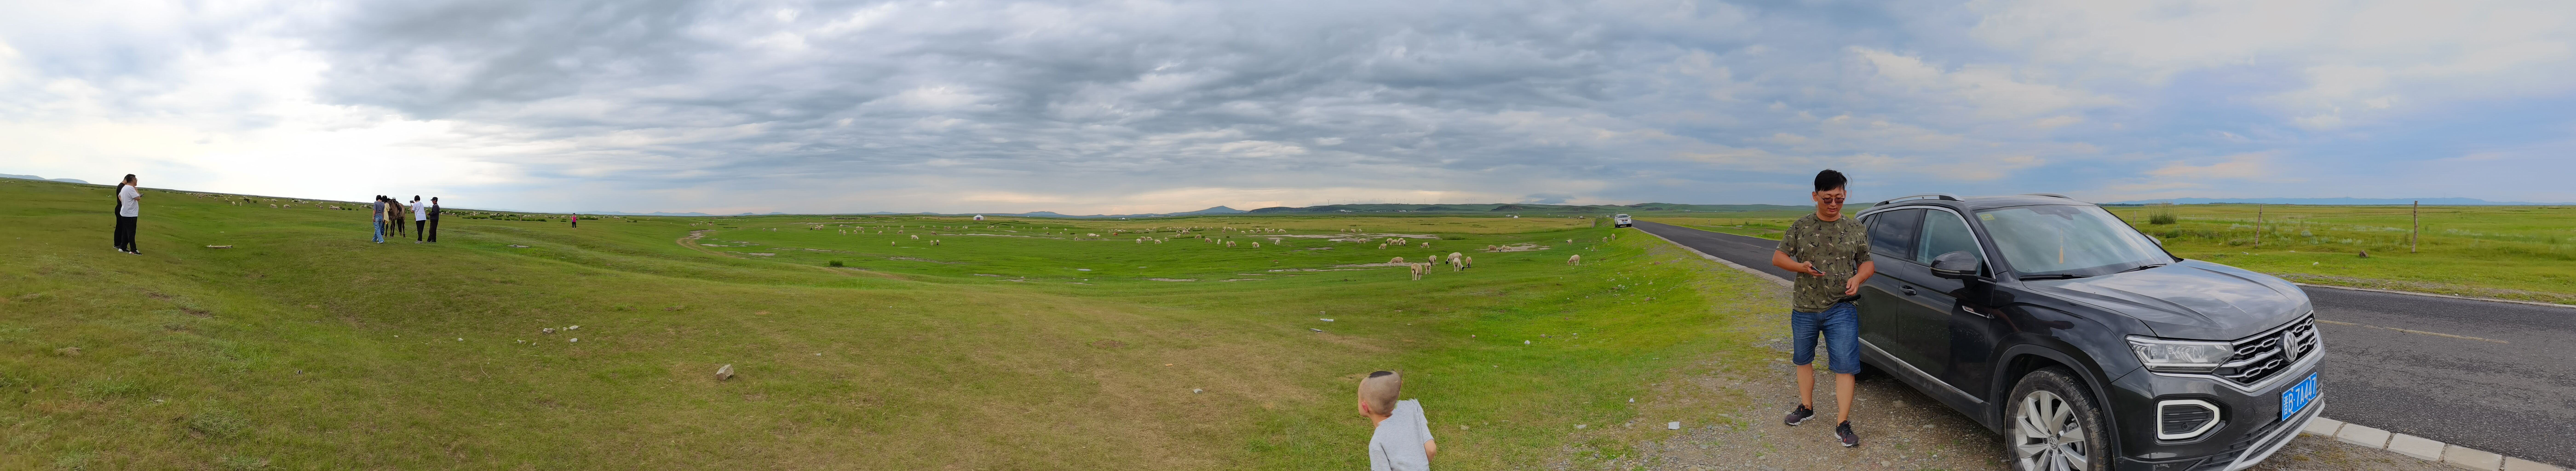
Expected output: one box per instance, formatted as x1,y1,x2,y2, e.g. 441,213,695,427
1773,250,1825,277
1843,276,1863,296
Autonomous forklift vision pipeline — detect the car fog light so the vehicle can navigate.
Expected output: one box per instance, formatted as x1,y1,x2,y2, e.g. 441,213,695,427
2157,399,2221,440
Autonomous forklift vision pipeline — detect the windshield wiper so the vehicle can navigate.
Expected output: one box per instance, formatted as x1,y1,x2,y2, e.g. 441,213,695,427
2018,273,2092,281
2115,263,2170,274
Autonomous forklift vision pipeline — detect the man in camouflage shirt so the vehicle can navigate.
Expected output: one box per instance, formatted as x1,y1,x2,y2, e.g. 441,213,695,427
1768,169,1876,447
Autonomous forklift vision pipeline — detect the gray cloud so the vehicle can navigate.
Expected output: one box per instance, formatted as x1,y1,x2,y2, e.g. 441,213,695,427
12,0,2575,212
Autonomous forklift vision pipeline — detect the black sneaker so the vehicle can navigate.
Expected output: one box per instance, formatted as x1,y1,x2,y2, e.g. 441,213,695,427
1783,404,1815,426
1834,421,1858,447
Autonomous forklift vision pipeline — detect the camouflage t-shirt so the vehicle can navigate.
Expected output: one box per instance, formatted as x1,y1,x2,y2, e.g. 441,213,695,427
1775,214,1873,312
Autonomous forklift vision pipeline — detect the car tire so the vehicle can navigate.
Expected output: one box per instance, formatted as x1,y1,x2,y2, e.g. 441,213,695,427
2004,367,2110,471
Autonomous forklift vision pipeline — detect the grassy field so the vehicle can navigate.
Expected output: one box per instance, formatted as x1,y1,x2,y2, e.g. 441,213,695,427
0,179,1786,470
1651,203,2576,304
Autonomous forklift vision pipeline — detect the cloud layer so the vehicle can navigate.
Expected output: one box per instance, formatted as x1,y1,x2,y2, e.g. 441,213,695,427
6,0,2575,213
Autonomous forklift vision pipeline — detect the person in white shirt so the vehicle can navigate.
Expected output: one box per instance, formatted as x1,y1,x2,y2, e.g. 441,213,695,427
411,195,429,243
113,174,142,255
1358,370,1436,471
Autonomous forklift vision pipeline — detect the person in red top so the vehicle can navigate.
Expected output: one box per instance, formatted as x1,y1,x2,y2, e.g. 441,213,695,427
570,213,578,228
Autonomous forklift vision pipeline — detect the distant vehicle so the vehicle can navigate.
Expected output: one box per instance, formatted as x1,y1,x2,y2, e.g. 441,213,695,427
1853,193,2320,471
1613,214,1633,227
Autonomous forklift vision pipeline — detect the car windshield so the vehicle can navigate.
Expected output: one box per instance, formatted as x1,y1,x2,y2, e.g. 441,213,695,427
1975,204,2171,277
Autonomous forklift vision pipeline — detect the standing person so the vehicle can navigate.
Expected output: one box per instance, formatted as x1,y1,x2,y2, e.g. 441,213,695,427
372,195,388,244
569,213,578,228
411,195,428,243
426,197,442,242
1769,169,1875,447
113,174,142,255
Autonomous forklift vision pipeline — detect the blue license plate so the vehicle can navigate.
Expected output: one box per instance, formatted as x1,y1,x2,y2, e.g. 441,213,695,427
2280,373,2320,421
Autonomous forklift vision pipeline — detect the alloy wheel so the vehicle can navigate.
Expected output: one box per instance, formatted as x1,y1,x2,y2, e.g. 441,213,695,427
2010,390,2090,471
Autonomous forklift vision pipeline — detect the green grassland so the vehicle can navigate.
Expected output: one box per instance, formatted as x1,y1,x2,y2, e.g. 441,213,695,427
0,179,1785,469
1651,203,2576,304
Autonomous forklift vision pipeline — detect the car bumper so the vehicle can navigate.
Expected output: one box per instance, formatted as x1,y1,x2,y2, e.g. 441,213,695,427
2109,353,2325,471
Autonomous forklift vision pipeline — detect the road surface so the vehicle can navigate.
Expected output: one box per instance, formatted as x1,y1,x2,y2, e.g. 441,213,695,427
1630,220,2575,466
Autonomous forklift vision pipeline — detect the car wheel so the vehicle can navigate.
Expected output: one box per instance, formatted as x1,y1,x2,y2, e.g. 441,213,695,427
2005,367,2110,471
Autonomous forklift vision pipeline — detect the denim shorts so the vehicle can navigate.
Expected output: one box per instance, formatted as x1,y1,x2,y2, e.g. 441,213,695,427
1791,302,1861,374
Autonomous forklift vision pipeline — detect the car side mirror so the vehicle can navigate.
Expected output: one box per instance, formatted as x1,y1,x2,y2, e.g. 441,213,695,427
1930,251,1980,279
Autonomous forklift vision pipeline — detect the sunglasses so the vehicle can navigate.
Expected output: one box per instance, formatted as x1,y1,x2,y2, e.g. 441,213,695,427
1818,197,1846,204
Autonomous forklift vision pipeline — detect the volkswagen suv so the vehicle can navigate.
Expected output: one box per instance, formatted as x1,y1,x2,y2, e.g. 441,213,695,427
1851,194,2322,471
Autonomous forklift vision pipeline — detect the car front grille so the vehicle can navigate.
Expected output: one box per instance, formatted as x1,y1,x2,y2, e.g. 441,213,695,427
2214,317,2320,385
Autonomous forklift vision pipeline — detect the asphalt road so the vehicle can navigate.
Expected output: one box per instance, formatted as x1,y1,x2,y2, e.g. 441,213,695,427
1629,220,2576,466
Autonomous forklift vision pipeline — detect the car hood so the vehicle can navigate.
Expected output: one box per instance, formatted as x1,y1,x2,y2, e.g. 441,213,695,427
2022,260,2310,340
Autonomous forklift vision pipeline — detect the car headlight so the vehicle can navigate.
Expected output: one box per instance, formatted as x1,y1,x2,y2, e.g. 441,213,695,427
2127,336,2234,373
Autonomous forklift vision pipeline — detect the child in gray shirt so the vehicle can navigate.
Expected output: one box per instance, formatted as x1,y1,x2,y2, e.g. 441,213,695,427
1359,371,1435,470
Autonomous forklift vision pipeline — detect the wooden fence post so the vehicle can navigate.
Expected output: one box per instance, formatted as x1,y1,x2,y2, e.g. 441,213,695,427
2254,204,2263,248
2411,201,2419,253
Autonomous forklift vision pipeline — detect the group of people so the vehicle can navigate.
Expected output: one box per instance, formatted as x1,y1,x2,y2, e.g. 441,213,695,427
1360,170,1870,471
372,195,442,244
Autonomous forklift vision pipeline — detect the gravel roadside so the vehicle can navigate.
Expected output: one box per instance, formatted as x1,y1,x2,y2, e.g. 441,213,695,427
1544,310,2455,471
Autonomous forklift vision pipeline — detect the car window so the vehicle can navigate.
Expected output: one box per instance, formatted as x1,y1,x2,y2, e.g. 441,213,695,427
1975,204,2169,277
1915,210,1985,274
1866,209,1923,261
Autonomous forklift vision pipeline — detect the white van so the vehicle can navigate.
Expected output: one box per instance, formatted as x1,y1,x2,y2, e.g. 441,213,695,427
1613,214,1633,227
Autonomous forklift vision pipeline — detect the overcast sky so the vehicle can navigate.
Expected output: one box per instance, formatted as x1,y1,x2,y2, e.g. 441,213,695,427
5,0,2573,214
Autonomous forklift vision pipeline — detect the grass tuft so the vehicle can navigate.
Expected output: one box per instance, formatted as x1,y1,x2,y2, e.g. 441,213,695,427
186,409,252,439
215,454,270,470
71,378,143,401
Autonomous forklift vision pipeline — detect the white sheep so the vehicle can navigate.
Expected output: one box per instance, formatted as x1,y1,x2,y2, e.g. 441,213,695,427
1463,256,1474,268
1410,263,1430,280
1377,243,1388,250
1567,254,1581,265
1390,257,1406,264
910,235,920,240
1448,252,1465,271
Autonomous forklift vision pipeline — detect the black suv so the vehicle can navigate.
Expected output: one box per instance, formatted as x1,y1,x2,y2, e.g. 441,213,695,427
1851,194,2323,471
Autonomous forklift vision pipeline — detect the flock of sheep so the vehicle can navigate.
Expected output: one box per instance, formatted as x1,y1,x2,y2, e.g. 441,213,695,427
755,220,1595,280
1385,251,1480,280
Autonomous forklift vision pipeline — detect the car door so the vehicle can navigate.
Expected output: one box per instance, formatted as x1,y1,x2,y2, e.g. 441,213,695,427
1857,209,1923,356
1936,212,2009,400
1900,209,1994,383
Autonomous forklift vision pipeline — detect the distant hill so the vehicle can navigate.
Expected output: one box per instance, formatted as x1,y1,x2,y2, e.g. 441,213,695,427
1244,202,1811,214
975,206,1248,219
576,211,788,216
1,173,91,184
569,207,1251,219
2107,197,2572,206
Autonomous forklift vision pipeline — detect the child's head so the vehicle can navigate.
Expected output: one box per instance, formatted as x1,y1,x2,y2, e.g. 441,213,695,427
1356,370,1400,418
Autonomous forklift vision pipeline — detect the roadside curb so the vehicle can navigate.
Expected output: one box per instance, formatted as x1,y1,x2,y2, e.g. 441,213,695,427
1631,227,1791,288
2305,416,2564,471
2293,283,2576,310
